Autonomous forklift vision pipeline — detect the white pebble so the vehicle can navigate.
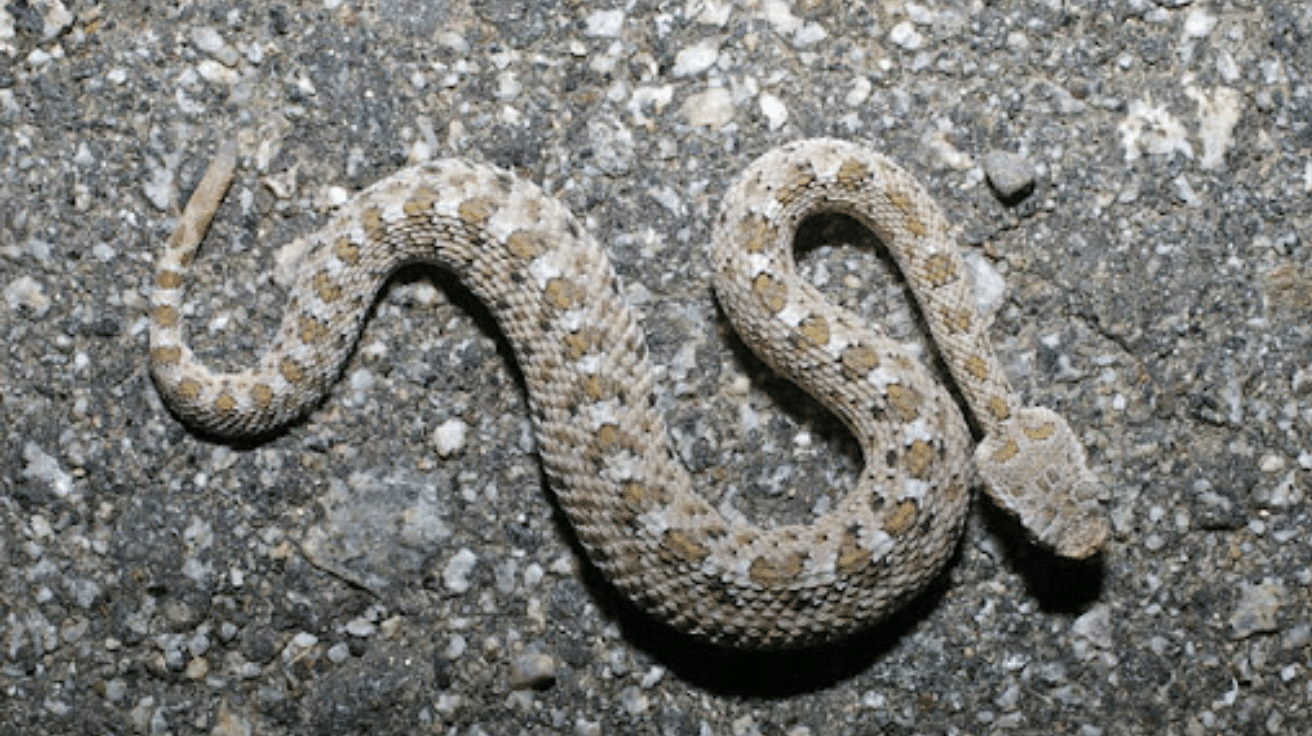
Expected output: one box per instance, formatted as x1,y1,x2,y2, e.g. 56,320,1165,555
682,87,734,129
759,93,788,131
327,642,351,664
791,22,828,48
22,442,72,496
432,418,468,458
443,548,478,593
197,59,240,86
36,0,73,39
845,77,872,107
345,618,376,637
673,39,719,77
5,275,51,318
189,26,239,66
585,10,624,38
1183,7,1217,39
619,685,648,715
348,368,375,393
888,22,924,50
962,251,1006,316
523,563,544,587
1259,453,1286,473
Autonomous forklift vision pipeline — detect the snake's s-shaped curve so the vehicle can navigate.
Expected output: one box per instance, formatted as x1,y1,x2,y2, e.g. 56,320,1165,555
151,138,1108,649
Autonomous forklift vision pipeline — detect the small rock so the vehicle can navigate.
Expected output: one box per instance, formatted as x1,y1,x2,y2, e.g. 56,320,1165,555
509,652,557,690
845,77,872,107
1186,85,1241,171
443,548,478,593
639,666,665,688
345,618,377,638
1230,578,1286,639
184,656,209,680
348,367,375,394
759,93,788,131
218,622,238,642
585,10,624,37
445,634,467,659
1070,605,1113,660
620,685,648,715
378,616,404,638
211,699,253,736
791,22,827,48
36,0,73,39
197,59,240,86
888,22,924,50
326,642,351,664
682,87,734,129
962,251,1006,316
1291,365,1312,396
432,419,468,458
982,150,1037,203
672,39,719,77
189,26,240,67
5,276,52,318
22,442,73,496
1283,622,1311,650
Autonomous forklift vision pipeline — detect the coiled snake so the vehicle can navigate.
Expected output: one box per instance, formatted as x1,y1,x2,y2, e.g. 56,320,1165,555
151,138,1107,649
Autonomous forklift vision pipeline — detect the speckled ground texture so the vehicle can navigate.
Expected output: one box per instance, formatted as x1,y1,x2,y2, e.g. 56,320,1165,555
2,1,1310,734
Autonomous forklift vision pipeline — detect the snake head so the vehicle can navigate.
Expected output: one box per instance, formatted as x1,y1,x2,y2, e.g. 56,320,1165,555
973,407,1109,559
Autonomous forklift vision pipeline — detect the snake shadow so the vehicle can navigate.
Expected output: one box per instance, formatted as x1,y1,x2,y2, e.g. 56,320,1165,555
977,502,1107,615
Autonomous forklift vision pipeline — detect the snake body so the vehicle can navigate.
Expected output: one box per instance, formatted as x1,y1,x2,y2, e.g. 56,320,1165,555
151,138,1107,649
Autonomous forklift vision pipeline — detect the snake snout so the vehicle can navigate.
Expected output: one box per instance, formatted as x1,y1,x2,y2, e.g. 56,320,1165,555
974,408,1109,559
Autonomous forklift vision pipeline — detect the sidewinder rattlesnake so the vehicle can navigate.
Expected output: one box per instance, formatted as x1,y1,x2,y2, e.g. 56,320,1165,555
150,138,1108,649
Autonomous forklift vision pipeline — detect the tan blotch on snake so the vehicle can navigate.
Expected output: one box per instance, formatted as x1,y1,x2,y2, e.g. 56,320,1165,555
151,138,1108,649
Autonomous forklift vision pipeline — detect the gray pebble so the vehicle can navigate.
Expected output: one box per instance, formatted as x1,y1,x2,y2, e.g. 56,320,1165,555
4,275,51,318
345,618,377,638
982,150,1037,202
620,685,648,716
327,642,351,664
442,549,478,593
509,652,557,691
188,26,240,67
1230,579,1286,639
